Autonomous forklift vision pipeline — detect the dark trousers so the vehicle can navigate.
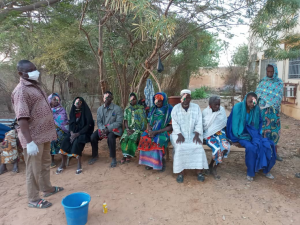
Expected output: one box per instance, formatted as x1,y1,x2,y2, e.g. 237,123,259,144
91,130,117,158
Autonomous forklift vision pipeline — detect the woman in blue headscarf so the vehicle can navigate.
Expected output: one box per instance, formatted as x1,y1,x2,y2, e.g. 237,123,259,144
227,92,276,181
138,92,173,171
256,64,284,161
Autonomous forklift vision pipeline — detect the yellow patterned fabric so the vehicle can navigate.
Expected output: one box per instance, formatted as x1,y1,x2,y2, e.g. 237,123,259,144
0,130,24,164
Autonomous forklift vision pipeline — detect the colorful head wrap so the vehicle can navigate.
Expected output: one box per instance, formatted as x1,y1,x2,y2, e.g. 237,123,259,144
154,94,164,105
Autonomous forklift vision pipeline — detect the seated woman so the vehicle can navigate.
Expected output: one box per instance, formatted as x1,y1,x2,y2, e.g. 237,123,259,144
202,96,230,180
120,93,147,164
0,120,23,174
56,97,94,175
227,92,276,181
48,93,69,168
138,92,173,171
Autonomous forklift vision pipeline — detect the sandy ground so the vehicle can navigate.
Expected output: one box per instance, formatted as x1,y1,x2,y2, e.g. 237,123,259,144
1,105,300,225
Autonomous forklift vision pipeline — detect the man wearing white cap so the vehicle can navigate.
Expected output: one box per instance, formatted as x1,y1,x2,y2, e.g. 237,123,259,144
170,89,208,183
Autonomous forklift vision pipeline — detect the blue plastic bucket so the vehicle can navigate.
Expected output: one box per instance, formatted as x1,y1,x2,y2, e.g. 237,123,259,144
61,192,91,225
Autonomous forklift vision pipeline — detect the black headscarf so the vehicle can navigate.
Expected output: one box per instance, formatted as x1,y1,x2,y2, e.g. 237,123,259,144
69,97,94,137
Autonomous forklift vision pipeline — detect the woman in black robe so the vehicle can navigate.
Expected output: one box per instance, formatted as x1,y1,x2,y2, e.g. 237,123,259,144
56,97,94,175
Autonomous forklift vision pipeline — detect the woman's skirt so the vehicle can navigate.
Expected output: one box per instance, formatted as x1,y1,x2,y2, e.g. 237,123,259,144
261,107,281,145
138,134,164,170
51,128,68,155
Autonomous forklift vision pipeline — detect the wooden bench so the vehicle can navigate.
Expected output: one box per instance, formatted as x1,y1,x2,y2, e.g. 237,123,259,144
166,140,244,161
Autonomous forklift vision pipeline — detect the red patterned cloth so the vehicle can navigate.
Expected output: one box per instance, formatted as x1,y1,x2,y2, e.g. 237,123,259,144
11,78,57,148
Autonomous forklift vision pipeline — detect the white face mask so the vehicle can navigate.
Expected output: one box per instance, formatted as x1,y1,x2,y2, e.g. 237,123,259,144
27,70,40,81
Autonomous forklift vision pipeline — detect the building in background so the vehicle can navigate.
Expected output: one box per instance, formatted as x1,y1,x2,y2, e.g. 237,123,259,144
248,13,300,120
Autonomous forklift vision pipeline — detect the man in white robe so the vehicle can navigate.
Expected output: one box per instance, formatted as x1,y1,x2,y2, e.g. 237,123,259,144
171,89,208,183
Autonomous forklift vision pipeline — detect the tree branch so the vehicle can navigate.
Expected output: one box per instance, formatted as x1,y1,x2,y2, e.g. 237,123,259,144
164,0,173,17
0,0,61,22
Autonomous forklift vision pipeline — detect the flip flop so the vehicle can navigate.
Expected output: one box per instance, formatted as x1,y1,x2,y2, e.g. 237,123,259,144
28,199,52,209
43,186,64,197
76,169,83,175
126,158,131,163
50,162,56,168
295,173,300,178
55,167,64,175
145,166,153,170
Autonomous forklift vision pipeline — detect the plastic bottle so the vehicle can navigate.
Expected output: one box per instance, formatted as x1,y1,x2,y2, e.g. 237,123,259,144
103,201,107,214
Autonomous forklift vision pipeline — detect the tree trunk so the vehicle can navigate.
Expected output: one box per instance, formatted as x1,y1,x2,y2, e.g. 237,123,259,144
52,74,56,93
64,79,70,101
98,19,106,98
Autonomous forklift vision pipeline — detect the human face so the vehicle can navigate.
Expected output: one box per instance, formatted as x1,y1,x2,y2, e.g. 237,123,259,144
246,95,256,111
130,95,137,106
74,98,82,109
105,94,113,106
155,100,163,108
266,66,274,78
51,96,59,107
181,94,191,109
210,99,220,112
18,62,37,80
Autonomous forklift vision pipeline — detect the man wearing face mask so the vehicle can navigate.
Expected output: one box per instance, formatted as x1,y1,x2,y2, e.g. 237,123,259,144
11,60,64,209
89,91,123,167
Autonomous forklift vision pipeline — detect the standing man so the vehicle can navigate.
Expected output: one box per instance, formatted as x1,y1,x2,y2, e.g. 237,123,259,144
89,91,123,167
170,89,208,183
12,60,64,208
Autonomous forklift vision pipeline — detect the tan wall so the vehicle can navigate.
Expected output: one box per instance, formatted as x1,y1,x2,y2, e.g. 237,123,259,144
189,67,242,90
281,104,300,120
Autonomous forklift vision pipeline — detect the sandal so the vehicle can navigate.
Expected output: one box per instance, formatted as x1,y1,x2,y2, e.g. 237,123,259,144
145,166,153,170
76,169,83,175
126,157,131,163
197,173,205,182
120,158,126,164
276,155,283,161
247,176,253,181
295,173,300,178
50,162,56,168
265,173,274,179
110,158,117,168
55,167,64,175
28,199,52,209
43,186,64,197
88,157,98,165
176,174,184,183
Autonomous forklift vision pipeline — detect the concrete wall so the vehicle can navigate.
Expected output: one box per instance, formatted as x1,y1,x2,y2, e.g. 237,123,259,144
189,67,242,90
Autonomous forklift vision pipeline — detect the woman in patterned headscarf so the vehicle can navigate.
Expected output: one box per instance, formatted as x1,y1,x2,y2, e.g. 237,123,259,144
256,64,284,161
48,93,69,168
137,92,173,171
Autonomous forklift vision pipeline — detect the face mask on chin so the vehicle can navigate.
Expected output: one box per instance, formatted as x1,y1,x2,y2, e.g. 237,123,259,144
27,70,40,81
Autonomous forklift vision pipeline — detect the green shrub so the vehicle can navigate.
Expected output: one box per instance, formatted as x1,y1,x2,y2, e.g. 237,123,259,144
191,87,210,99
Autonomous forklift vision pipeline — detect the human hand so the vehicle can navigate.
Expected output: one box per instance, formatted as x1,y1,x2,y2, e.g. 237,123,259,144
148,130,157,138
127,129,134,136
176,133,185,144
26,141,39,156
70,133,79,143
193,133,202,145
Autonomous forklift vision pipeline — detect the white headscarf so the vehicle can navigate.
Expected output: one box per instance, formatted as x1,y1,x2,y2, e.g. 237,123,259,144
180,89,191,96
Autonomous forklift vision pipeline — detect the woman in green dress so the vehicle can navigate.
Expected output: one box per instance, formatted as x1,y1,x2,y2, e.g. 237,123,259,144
120,93,147,163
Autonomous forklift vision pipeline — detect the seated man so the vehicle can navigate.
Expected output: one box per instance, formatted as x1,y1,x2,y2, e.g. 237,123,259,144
170,89,208,183
227,92,276,181
89,91,123,167
202,96,230,180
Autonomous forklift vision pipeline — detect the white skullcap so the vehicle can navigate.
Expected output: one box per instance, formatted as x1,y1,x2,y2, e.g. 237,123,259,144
180,89,191,96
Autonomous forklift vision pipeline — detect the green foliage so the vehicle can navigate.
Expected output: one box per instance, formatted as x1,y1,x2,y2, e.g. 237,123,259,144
250,0,300,60
232,44,249,67
191,87,210,99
